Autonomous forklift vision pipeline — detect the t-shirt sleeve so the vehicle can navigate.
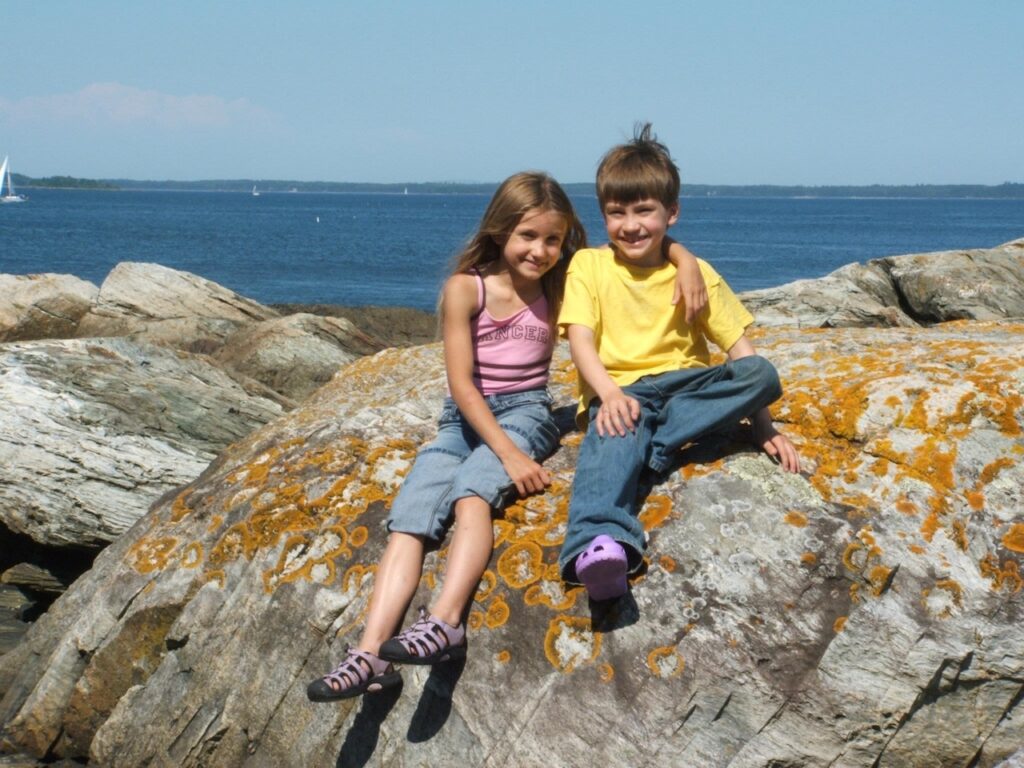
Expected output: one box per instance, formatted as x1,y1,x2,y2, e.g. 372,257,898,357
699,262,754,353
557,251,599,338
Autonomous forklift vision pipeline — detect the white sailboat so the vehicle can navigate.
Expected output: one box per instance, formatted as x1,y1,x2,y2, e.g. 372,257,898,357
1,156,27,203
251,185,260,197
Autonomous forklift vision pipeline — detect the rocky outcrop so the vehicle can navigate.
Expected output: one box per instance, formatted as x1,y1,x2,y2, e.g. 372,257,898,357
75,262,280,353
0,338,286,549
1,324,1020,767
214,313,388,401
0,275,98,343
741,238,1024,328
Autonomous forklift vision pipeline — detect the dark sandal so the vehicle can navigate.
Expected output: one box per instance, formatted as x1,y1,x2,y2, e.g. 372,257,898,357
306,648,401,702
378,607,467,665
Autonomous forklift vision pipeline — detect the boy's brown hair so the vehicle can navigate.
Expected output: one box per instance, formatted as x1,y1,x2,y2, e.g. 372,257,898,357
596,122,680,209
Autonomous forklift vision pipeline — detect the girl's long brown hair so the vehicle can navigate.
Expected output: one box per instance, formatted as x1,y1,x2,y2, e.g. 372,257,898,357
441,171,587,324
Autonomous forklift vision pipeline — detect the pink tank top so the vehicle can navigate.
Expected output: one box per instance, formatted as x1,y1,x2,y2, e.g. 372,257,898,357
468,270,552,395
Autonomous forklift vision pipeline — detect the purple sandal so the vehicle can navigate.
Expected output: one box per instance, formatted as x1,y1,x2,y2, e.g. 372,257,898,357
306,648,401,702
575,534,628,601
378,607,467,665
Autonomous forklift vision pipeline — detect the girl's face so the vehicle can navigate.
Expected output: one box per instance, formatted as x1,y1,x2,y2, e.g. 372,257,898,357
500,208,568,283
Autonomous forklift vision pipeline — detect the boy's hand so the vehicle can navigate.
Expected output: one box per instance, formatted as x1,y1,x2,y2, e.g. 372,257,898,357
752,418,801,473
595,389,641,437
501,450,552,497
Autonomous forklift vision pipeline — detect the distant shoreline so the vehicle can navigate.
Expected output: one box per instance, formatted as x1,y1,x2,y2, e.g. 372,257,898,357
14,175,1024,199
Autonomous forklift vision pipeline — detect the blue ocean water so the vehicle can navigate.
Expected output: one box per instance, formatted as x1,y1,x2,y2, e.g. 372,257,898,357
2,189,1022,311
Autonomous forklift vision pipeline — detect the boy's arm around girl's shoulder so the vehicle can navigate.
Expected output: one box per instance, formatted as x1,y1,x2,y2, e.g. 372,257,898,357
725,334,801,474
440,274,551,497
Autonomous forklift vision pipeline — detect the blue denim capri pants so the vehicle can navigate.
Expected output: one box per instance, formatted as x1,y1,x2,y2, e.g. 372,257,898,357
387,388,560,543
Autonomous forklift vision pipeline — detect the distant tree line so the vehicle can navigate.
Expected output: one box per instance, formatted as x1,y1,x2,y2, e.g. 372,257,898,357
15,174,118,190
15,175,1024,198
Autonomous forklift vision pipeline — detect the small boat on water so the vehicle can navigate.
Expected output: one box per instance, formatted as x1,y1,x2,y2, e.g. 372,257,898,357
252,185,260,197
1,156,27,203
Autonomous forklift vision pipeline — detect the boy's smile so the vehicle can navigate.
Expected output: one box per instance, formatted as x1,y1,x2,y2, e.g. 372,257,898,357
603,198,679,268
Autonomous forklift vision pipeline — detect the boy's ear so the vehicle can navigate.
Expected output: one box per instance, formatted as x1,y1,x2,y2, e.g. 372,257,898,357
667,203,680,226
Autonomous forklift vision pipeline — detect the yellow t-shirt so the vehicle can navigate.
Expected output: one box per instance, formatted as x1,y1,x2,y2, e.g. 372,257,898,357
558,248,753,423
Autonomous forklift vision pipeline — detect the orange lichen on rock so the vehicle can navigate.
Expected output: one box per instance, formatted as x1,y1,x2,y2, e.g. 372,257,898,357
980,555,1023,593
475,569,498,602
920,511,942,543
895,497,918,515
524,579,577,611
128,537,180,574
598,663,615,683
496,650,511,664
784,510,808,528
659,555,677,572
921,578,964,618
1002,523,1024,553
639,495,673,531
833,616,847,633
349,526,369,548
950,519,969,551
544,616,601,673
867,565,894,596
497,542,544,589
484,596,510,629
800,552,818,566
341,564,375,594
646,646,685,679
180,542,203,569
679,458,724,482
170,491,194,523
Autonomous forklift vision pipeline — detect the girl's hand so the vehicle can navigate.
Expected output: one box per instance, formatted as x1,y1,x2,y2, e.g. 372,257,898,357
671,256,709,325
595,389,641,437
501,450,552,497
752,418,801,473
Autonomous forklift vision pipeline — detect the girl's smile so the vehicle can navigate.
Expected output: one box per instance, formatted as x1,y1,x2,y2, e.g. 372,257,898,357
501,208,568,283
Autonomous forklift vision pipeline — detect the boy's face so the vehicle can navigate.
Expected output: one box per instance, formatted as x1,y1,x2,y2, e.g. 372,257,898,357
602,197,679,267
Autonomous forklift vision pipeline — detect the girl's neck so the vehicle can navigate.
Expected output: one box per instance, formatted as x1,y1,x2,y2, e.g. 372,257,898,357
478,262,543,315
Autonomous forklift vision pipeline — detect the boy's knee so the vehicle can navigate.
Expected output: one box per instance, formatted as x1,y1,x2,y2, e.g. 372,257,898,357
734,355,782,398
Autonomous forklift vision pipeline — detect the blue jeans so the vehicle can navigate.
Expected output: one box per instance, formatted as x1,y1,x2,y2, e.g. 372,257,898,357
558,356,782,582
387,388,559,543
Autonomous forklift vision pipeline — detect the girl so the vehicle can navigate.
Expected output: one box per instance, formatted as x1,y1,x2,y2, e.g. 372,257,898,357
308,172,706,700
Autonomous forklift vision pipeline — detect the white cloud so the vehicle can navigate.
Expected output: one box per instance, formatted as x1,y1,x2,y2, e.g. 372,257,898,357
0,82,275,130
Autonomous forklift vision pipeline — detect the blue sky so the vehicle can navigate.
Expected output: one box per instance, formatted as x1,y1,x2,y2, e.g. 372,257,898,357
4,1,1022,184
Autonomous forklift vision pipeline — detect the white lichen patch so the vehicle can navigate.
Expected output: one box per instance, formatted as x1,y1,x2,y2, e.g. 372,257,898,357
650,649,682,678
370,453,412,488
552,623,595,673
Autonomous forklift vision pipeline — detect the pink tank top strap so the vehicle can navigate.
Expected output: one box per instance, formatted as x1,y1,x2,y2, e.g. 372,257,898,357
471,267,485,318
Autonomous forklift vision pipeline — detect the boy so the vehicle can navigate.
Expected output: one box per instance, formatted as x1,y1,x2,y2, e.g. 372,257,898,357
558,124,800,600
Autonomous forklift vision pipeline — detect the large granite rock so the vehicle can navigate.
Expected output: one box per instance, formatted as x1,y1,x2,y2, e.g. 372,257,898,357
0,338,286,549
742,238,1024,328
214,313,387,401
75,262,279,353
1,324,1021,766
0,275,98,343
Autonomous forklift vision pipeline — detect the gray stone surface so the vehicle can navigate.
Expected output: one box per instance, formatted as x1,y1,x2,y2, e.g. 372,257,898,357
74,262,279,352
741,237,1024,328
0,337,286,549
1,323,1021,767
0,274,98,343
214,312,387,401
